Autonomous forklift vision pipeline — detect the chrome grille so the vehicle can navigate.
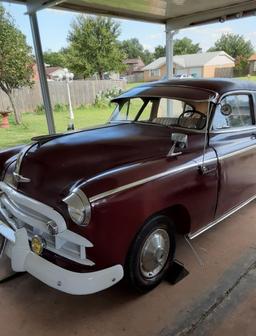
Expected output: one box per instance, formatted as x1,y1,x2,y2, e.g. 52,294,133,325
0,182,94,267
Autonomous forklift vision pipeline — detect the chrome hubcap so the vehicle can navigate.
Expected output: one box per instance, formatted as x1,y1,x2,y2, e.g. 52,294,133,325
140,229,170,279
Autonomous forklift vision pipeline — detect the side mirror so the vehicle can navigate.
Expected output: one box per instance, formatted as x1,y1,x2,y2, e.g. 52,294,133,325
220,104,232,116
167,133,188,157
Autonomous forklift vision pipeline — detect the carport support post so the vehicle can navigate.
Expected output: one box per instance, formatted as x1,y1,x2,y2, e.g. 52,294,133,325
166,27,176,116
166,29,175,80
28,11,56,134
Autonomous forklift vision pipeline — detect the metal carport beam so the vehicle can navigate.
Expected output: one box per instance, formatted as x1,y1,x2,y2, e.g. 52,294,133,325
26,0,66,14
26,1,57,134
166,0,256,30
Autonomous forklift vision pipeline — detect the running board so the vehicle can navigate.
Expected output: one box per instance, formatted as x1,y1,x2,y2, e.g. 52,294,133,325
188,194,256,240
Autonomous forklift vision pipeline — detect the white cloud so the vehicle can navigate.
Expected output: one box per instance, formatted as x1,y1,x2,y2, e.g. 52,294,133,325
178,25,234,51
148,33,163,40
142,43,155,52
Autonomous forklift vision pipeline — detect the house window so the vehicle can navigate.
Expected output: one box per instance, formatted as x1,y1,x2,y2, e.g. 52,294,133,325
150,69,160,77
254,61,256,72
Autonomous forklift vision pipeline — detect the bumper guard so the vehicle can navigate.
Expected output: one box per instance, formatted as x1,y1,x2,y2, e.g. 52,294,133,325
0,220,124,295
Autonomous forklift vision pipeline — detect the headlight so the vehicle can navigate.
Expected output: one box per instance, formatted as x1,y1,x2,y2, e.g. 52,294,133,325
63,189,91,226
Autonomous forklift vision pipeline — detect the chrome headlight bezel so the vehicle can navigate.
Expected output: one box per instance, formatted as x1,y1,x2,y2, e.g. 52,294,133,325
63,188,91,226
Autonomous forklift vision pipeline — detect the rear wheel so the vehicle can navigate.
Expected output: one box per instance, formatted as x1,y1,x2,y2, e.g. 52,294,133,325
125,215,175,293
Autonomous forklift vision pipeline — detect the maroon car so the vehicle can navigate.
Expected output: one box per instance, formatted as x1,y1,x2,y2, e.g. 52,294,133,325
0,79,256,294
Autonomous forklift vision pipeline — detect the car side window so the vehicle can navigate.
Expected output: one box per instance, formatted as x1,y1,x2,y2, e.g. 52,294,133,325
212,94,253,130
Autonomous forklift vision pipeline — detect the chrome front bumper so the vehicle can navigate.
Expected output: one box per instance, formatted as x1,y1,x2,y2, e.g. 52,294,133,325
0,222,123,294
0,182,124,294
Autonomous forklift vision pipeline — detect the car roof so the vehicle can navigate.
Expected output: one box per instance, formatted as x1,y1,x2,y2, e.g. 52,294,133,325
113,79,256,103
147,78,256,94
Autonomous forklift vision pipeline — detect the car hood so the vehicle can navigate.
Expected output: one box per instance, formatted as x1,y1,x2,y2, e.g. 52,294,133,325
17,123,172,205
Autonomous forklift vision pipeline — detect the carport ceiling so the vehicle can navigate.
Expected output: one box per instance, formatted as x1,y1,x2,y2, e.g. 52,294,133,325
7,0,256,28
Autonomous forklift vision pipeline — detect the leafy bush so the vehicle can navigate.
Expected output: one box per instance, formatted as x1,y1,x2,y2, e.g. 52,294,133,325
76,104,86,110
34,104,45,114
95,87,123,108
35,103,68,114
54,103,68,113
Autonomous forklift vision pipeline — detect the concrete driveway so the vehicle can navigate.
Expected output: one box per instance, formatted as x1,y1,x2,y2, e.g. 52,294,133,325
1,201,256,336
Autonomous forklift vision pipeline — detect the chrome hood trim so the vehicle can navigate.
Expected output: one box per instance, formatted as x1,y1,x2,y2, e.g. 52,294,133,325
13,144,35,183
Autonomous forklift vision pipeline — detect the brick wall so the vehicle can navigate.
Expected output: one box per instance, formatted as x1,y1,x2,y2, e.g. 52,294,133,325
144,64,167,82
203,64,234,78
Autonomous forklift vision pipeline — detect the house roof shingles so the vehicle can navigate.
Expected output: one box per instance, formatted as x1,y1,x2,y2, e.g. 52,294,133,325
45,67,62,76
249,54,256,61
143,51,234,71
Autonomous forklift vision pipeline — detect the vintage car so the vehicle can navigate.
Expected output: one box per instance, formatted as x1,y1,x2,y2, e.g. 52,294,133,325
0,79,256,295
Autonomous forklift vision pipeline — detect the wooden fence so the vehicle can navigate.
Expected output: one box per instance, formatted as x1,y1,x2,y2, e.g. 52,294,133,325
126,73,144,83
0,80,126,114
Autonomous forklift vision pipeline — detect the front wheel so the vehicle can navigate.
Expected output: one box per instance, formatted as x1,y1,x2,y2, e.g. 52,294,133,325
125,215,176,293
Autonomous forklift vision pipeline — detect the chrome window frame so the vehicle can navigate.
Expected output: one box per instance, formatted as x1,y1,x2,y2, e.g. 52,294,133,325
110,95,216,133
210,90,256,134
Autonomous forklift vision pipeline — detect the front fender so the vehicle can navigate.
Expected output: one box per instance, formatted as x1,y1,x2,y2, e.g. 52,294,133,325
0,145,25,179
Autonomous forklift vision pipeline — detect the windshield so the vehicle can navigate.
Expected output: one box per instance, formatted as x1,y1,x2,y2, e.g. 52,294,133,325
110,97,209,130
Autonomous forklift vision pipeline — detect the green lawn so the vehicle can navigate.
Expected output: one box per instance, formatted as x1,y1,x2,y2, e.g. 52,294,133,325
0,105,114,149
0,82,144,150
127,82,144,89
239,76,256,81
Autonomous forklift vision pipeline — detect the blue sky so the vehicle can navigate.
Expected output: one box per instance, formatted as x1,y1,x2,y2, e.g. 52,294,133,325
3,2,256,54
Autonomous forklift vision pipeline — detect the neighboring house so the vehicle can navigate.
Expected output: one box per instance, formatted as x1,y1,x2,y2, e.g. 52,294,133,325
143,51,235,82
123,58,145,82
32,64,40,81
123,58,145,75
249,54,256,75
32,63,50,81
45,67,66,81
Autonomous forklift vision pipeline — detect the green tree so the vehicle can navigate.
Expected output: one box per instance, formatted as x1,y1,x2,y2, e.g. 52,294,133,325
152,38,201,61
208,33,254,59
120,38,144,59
154,45,165,59
120,38,154,65
43,49,67,67
66,16,125,79
0,5,33,124
173,37,202,55
208,33,254,74
142,49,154,65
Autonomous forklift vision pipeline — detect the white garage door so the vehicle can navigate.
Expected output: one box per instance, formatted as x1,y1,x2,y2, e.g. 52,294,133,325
175,69,189,76
175,67,202,78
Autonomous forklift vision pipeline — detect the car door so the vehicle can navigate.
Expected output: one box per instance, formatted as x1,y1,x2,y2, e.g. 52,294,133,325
210,92,256,218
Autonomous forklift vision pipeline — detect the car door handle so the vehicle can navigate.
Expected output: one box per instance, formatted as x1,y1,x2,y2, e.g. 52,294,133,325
198,165,217,176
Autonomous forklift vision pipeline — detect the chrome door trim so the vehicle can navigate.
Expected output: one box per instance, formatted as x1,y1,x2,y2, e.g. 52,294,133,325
89,156,219,203
89,142,256,203
89,142,256,204
218,143,256,160
210,126,256,134
188,194,256,239
89,160,201,203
